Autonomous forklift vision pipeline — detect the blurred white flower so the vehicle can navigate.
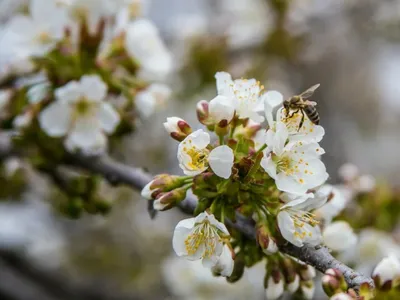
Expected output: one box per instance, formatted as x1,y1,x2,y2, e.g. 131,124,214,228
372,255,400,287
356,174,376,193
260,122,328,194
277,192,325,247
3,157,23,177
338,163,359,182
172,212,231,268
215,71,265,123
221,0,272,50
162,255,264,300
3,0,69,59
125,19,173,81
135,83,171,118
177,130,234,178
323,221,357,252
39,75,120,154
0,89,12,116
339,229,400,276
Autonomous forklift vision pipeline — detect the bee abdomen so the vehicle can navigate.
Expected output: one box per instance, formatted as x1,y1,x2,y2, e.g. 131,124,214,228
304,106,320,125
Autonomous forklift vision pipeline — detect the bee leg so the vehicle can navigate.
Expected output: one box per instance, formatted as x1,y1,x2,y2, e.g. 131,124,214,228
289,109,299,118
298,110,305,132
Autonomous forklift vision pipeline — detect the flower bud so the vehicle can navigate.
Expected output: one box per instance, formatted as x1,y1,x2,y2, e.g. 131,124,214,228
300,280,315,300
163,117,192,141
153,186,188,211
234,120,262,139
141,174,185,200
330,292,354,300
256,224,278,255
372,255,400,290
265,269,284,300
196,100,210,125
299,264,316,281
287,274,300,293
322,269,342,296
211,244,234,277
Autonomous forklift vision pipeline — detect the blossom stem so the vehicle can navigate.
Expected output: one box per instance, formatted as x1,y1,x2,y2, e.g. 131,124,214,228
219,135,224,145
255,144,267,156
244,152,264,181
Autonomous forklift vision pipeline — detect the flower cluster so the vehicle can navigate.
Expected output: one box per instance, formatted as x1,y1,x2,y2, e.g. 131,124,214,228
143,71,338,298
0,0,172,155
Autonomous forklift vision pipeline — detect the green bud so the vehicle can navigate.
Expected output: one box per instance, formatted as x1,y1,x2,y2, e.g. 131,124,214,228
153,186,188,211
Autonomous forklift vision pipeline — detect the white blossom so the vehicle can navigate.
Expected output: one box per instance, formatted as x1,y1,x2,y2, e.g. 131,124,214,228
323,221,357,252
211,244,234,277
135,83,172,118
215,72,264,123
372,255,400,285
277,192,327,247
177,130,234,178
39,75,120,154
260,122,328,194
3,0,69,59
172,212,231,268
125,19,172,81
209,95,235,124
265,273,284,300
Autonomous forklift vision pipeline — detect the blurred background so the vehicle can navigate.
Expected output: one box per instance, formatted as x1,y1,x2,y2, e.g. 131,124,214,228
0,0,400,299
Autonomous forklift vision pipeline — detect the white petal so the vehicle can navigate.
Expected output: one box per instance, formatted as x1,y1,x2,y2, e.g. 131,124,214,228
323,221,357,252
80,75,107,101
211,244,234,277
260,156,277,179
172,223,194,257
208,146,234,179
372,255,400,284
39,102,71,137
215,71,233,96
64,116,106,154
287,274,300,293
55,81,81,103
276,173,308,194
135,89,156,118
188,129,210,149
277,211,303,247
209,95,235,123
98,103,120,133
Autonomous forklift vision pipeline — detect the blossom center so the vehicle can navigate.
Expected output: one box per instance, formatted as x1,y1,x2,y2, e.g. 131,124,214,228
37,32,52,44
274,154,295,175
184,221,219,257
287,209,319,240
186,147,209,170
74,98,94,116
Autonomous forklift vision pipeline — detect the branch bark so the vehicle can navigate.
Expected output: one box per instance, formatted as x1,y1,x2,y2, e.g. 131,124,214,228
0,134,374,291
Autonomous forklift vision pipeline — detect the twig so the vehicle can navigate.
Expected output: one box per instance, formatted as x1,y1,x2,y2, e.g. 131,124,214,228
0,134,374,290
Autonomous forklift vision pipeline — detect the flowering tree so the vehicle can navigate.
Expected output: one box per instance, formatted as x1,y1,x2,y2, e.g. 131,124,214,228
0,1,399,300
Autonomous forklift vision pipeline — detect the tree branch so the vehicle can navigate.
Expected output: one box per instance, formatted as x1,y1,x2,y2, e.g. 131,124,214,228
0,134,374,291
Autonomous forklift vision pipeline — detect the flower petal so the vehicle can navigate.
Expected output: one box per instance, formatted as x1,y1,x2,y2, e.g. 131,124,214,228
39,102,71,137
260,155,277,179
98,103,120,133
208,145,234,179
80,75,107,101
277,211,303,247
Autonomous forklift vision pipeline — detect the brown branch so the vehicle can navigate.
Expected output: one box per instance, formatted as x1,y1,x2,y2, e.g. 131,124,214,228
0,134,374,291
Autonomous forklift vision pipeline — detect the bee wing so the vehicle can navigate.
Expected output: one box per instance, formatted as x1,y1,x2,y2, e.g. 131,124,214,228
300,84,320,99
304,100,317,106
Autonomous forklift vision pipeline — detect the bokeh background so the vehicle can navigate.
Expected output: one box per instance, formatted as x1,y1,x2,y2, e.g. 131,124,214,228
0,0,399,299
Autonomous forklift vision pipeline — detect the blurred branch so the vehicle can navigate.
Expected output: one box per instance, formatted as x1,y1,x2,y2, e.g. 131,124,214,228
0,133,374,291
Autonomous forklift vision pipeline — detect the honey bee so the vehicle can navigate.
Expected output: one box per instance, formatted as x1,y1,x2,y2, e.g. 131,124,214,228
283,84,320,131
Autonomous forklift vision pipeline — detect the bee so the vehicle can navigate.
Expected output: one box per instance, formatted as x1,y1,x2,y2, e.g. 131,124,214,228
283,84,320,131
